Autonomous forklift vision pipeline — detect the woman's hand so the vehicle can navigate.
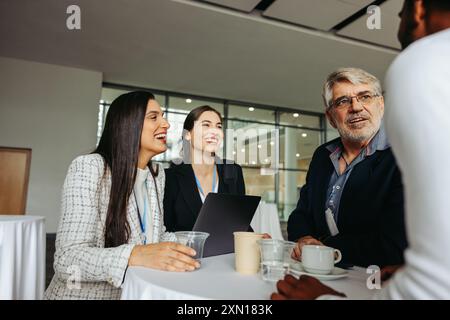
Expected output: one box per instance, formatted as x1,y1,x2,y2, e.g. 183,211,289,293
128,242,200,272
292,236,323,261
262,233,272,239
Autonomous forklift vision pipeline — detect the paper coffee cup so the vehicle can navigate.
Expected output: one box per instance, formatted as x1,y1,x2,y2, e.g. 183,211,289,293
233,232,264,275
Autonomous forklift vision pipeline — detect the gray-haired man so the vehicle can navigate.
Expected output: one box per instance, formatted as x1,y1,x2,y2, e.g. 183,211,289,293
287,67,407,268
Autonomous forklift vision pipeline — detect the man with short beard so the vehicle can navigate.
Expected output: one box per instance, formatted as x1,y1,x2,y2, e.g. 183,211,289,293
274,0,450,300
287,67,407,268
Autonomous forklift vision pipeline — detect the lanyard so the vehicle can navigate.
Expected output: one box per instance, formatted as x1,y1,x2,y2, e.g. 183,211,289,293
135,183,149,244
194,165,218,197
134,171,163,245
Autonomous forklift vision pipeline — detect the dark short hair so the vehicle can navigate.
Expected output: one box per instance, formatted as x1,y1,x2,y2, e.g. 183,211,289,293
423,0,450,12
405,0,450,14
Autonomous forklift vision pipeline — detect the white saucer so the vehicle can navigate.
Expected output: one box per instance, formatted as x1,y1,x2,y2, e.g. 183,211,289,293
289,262,348,281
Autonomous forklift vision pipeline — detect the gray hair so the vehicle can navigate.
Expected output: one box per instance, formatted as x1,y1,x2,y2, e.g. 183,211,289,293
322,68,382,109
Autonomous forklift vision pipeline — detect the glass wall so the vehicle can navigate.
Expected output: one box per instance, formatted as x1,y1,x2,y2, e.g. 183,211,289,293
168,96,224,114
98,85,325,222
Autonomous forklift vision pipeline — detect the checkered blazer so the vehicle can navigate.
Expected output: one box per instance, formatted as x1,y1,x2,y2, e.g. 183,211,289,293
45,154,176,300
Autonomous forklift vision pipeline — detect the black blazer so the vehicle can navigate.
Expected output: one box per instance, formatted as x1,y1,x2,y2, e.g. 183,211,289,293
163,161,246,232
287,138,408,268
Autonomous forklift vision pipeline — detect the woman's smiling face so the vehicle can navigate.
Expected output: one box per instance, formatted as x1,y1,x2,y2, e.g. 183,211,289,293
187,110,223,155
140,99,170,157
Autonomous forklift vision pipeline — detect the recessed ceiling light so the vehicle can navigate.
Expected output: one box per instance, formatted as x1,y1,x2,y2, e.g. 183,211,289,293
293,113,299,118
302,133,307,138
186,99,192,103
265,158,270,163
241,148,245,153
232,151,236,155
252,161,256,165
270,141,275,146
296,153,300,157
248,107,255,111
257,144,262,149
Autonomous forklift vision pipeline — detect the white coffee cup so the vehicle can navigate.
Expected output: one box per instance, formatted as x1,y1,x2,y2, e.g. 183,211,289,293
301,245,342,275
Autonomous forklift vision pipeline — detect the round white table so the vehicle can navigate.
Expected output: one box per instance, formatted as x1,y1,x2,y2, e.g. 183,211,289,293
121,253,374,300
0,215,46,300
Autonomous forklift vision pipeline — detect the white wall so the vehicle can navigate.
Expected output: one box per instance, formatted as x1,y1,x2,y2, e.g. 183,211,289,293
0,57,102,232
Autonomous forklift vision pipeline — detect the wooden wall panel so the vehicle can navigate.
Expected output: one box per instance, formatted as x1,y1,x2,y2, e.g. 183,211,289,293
0,147,31,214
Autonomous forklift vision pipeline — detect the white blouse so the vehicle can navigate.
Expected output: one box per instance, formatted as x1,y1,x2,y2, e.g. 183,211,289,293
134,167,154,244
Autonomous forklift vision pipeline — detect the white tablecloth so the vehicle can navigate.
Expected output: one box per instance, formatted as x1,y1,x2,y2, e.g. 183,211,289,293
121,253,374,300
0,215,46,300
251,202,283,240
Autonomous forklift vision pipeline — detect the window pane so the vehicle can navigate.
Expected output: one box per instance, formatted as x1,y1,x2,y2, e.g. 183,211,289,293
165,112,187,162
228,104,275,124
226,120,277,167
242,167,276,203
326,121,340,142
279,111,321,129
278,170,307,221
168,96,223,114
279,127,320,170
153,111,182,162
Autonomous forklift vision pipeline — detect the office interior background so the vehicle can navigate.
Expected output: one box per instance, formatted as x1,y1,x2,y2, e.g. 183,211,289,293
0,0,402,236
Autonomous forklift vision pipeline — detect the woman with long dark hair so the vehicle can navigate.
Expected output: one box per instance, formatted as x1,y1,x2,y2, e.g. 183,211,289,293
163,105,246,231
45,91,199,300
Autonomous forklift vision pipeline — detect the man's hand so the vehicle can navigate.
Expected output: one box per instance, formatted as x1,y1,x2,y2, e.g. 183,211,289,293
380,265,403,282
271,274,346,300
292,236,323,261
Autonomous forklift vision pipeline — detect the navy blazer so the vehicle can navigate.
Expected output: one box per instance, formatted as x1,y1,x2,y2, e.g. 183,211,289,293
287,138,407,268
163,161,245,232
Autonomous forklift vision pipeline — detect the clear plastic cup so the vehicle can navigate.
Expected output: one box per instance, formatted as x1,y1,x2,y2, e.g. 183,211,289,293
260,261,286,282
283,241,297,267
174,231,209,261
257,239,287,282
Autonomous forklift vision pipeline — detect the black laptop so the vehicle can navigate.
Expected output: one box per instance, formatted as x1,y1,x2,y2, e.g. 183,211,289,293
192,193,261,257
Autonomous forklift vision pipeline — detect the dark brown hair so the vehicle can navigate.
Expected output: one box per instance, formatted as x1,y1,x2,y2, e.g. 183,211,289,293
183,105,223,134
94,91,157,248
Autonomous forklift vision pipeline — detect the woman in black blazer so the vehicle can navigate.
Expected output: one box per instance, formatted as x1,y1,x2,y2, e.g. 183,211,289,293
163,105,246,232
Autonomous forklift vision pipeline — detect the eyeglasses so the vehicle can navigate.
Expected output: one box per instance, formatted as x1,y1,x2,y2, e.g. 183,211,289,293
329,93,380,110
